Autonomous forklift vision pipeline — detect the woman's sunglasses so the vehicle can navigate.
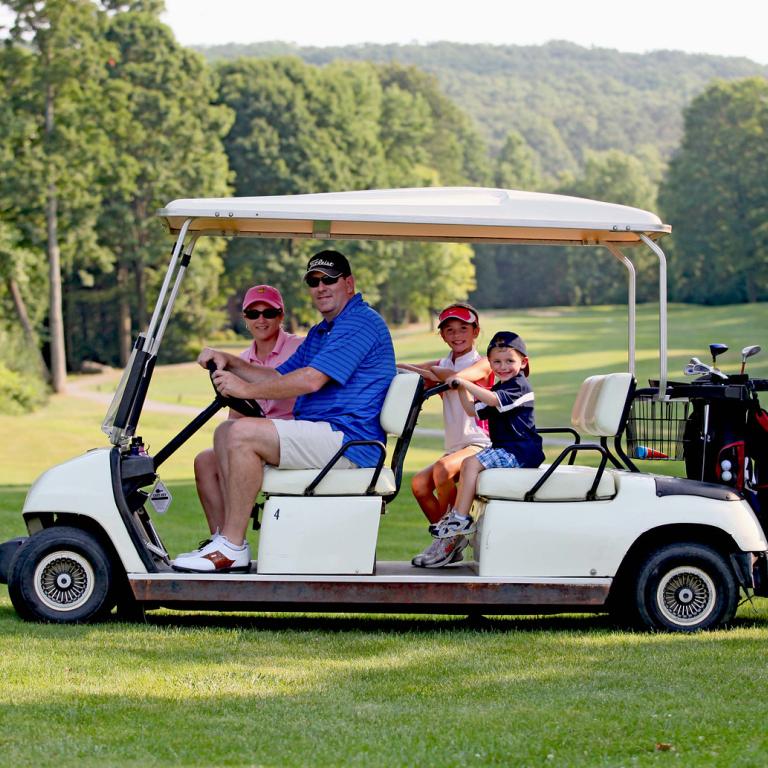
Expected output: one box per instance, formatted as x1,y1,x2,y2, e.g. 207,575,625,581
243,307,282,320
305,274,343,288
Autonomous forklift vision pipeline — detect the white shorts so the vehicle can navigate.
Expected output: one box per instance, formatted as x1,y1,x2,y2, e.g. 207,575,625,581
272,419,356,470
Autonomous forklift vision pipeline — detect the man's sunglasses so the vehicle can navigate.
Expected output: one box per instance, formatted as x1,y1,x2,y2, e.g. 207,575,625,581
243,307,282,320
305,274,344,288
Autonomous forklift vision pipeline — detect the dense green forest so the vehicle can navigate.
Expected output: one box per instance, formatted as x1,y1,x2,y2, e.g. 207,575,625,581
0,1,766,413
197,41,768,176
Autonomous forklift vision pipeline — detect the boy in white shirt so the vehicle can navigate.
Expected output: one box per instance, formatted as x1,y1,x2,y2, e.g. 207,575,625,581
397,303,492,568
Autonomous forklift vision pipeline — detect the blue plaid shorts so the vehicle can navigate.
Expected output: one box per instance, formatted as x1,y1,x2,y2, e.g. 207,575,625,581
475,447,521,469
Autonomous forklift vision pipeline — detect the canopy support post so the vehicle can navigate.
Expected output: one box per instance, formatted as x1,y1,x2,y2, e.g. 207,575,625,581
638,234,668,398
606,244,636,376
143,218,192,353
151,235,199,355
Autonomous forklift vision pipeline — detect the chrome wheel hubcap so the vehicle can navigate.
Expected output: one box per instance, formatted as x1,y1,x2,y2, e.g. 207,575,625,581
656,565,716,627
33,551,95,612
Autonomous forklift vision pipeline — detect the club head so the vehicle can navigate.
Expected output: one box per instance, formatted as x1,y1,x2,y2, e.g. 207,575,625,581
684,362,714,377
741,345,762,361
709,343,728,364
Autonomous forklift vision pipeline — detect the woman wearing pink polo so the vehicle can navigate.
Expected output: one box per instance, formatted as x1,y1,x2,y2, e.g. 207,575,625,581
193,284,303,537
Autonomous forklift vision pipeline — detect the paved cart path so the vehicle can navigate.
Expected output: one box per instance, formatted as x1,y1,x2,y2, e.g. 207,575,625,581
67,365,566,442
68,365,207,416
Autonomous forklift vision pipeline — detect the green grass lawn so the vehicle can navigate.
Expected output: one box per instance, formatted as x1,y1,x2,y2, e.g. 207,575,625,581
1,303,768,766
1,476,768,767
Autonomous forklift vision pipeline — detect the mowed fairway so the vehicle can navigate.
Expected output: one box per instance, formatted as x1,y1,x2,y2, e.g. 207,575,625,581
1,303,768,766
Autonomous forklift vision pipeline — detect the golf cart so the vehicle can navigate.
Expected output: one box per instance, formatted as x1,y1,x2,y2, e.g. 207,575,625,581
1,187,767,632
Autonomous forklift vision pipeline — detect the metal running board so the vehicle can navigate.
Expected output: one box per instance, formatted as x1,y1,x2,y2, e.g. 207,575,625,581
128,561,611,614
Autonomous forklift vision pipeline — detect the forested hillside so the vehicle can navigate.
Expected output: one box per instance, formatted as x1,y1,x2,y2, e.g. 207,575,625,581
196,41,767,177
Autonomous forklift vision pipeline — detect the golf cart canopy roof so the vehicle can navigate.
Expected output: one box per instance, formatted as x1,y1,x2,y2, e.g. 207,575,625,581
157,187,670,246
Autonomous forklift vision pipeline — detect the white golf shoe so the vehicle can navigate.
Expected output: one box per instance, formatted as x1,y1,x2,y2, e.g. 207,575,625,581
172,536,251,573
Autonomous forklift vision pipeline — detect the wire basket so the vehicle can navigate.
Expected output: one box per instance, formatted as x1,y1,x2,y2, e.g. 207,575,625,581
625,395,691,460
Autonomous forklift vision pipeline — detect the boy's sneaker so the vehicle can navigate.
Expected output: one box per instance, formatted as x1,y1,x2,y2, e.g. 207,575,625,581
434,510,476,539
172,536,251,573
412,535,469,568
427,512,451,537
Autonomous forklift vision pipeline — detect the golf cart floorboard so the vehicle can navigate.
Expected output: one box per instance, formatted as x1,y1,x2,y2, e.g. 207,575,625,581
128,561,611,614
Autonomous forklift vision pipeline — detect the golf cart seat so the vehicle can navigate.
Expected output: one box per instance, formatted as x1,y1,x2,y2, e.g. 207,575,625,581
477,373,635,502
261,371,423,498
257,371,423,575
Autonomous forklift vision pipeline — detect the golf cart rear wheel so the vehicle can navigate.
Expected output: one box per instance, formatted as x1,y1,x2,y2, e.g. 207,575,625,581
633,542,738,632
8,526,114,623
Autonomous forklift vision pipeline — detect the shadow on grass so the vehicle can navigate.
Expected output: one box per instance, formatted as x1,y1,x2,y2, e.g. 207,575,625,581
112,608,760,634
0,600,618,634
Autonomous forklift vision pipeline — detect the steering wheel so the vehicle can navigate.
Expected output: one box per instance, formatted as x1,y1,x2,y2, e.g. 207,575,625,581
207,361,264,418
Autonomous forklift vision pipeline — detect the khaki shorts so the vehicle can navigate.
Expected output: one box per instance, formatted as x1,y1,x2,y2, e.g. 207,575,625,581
273,419,356,470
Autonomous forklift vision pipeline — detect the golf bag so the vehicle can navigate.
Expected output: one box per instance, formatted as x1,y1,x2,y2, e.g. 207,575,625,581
682,386,768,529
746,401,768,520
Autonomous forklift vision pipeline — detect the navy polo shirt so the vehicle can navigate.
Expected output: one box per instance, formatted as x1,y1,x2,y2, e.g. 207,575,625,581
277,293,396,467
475,374,545,467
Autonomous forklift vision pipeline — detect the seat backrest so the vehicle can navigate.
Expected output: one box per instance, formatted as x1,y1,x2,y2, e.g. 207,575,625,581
571,372,634,437
380,372,422,436
381,372,424,504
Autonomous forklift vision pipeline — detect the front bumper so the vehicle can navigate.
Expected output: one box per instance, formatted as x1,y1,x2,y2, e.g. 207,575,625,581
0,537,28,584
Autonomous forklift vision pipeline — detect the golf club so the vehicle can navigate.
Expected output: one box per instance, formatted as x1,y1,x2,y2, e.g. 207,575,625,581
740,344,762,375
710,343,728,367
684,357,728,380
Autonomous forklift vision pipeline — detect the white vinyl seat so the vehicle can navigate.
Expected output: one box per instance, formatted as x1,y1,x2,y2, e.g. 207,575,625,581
261,372,421,496
477,372,634,503
478,464,615,501
262,467,396,496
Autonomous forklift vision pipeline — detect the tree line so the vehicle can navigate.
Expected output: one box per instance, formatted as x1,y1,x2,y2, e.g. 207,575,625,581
199,40,768,176
0,1,766,413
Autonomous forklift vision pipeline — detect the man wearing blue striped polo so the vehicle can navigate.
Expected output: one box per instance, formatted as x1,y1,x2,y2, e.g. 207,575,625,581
173,250,396,573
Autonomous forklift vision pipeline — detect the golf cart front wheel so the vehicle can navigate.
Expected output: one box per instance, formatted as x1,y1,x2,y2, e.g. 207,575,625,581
8,526,115,623
633,543,738,632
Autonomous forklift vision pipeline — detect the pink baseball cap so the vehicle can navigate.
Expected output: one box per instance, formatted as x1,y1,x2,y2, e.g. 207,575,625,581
242,284,284,311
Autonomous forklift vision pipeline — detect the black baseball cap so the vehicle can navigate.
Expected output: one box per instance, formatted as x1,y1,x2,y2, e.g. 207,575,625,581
487,331,530,375
304,250,352,278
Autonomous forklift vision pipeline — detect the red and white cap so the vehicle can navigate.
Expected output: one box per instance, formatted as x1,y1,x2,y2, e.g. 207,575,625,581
438,305,478,328
242,284,284,311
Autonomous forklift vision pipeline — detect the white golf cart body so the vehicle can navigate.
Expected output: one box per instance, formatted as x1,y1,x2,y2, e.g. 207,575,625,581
5,187,768,629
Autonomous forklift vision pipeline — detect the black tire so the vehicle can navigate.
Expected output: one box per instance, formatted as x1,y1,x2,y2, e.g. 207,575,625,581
632,542,739,632
8,526,115,623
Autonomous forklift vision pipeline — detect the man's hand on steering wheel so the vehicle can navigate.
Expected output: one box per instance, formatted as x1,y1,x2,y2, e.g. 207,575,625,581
212,369,251,400
206,361,264,418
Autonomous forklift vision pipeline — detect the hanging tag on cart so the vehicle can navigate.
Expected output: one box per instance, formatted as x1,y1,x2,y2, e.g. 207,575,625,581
149,481,173,515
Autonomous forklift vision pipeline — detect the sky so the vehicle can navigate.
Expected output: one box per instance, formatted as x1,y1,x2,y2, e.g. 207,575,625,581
161,0,768,64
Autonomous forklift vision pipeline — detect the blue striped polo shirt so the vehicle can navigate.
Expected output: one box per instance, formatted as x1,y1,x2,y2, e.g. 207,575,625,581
277,293,396,467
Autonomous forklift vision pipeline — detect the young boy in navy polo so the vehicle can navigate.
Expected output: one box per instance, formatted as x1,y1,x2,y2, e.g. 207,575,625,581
428,331,544,563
